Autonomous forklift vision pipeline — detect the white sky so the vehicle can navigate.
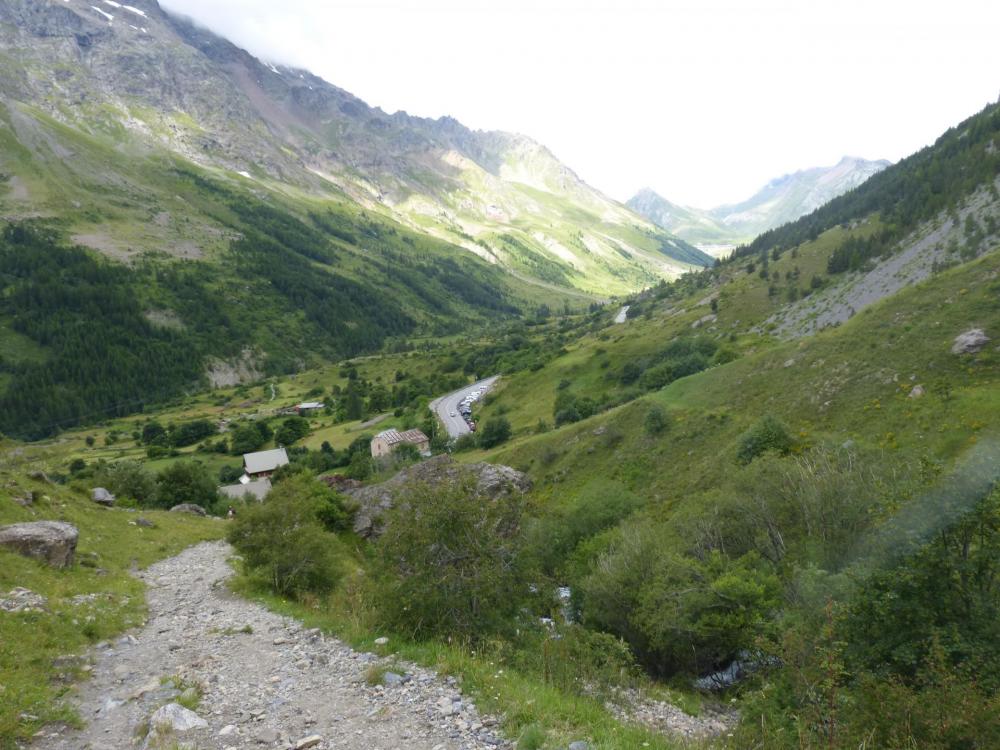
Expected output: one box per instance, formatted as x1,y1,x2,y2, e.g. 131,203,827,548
159,0,1000,208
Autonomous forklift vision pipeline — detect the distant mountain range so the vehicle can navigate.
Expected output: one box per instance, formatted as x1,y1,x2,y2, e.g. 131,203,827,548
628,156,891,251
0,0,709,297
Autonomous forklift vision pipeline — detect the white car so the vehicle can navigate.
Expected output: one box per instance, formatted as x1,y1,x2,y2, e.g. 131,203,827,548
450,411,456,417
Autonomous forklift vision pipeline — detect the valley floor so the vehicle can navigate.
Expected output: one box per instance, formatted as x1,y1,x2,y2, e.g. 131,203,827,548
35,541,509,750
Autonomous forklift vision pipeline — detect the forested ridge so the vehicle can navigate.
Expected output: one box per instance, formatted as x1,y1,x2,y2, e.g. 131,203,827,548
0,170,526,439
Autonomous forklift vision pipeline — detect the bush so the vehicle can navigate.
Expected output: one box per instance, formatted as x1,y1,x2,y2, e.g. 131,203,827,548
373,476,529,639
218,465,243,484
141,420,166,445
96,460,155,505
275,416,310,446
153,461,219,510
229,424,267,455
580,523,780,676
736,415,794,464
169,419,217,448
644,405,669,435
478,417,512,449
526,479,643,576
453,433,478,452
345,450,374,480
554,407,581,426
228,475,346,597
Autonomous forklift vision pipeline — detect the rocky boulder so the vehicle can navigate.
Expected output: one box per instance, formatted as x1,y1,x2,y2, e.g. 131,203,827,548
149,702,207,731
0,521,79,568
170,503,207,516
345,455,531,538
91,487,115,506
952,328,990,354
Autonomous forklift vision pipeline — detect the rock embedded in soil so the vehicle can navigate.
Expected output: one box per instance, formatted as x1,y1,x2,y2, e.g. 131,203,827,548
0,520,78,568
952,328,990,354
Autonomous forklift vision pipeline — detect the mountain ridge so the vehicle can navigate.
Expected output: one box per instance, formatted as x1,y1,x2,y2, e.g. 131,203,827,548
0,0,710,294
628,156,890,249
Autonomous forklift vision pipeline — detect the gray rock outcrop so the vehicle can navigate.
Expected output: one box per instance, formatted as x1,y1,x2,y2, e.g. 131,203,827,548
170,503,207,516
92,487,115,506
0,587,48,613
952,328,990,354
345,455,531,538
0,521,78,568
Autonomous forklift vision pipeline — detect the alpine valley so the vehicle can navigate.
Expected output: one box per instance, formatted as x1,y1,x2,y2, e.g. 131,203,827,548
2,2,1000,750
0,0,714,437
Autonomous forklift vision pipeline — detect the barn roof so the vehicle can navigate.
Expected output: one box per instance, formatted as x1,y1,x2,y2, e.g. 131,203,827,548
219,478,272,502
374,428,429,446
243,447,289,474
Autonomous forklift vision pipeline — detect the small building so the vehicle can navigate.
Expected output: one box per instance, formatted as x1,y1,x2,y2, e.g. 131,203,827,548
242,447,289,480
296,401,325,416
370,428,431,458
219,478,272,503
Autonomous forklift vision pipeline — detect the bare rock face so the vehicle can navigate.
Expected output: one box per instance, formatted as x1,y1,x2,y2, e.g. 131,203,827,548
952,328,990,354
0,521,79,568
170,503,207,516
346,455,531,538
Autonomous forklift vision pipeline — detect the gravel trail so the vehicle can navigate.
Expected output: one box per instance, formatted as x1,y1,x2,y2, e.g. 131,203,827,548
36,541,510,750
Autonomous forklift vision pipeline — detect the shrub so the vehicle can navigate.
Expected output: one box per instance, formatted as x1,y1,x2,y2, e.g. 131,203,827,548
169,419,217,448
644,405,669,435
141,420,166,445
229,424,266,455
218,465,243,484
345,450,374,480
478,417,512,449
373,476,529,638
736,415,793,464
228,475,346,597
95,460,155,504
453,433,478,452
153,461,219,509
554,407,581,426
526,479,642,576
274,416,310,446
580,523,780,676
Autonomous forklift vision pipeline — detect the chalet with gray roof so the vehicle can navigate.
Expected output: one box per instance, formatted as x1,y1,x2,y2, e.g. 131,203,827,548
242,447,289,479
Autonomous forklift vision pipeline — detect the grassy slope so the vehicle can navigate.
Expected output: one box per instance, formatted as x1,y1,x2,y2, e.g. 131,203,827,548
477,243,999,523
0,472,224,746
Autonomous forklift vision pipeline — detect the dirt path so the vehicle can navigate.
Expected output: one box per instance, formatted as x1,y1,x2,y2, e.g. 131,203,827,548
36,541,510,750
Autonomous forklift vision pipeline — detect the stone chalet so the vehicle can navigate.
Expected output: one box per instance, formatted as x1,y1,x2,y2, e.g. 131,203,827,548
242,447,289,480
370,428,430,458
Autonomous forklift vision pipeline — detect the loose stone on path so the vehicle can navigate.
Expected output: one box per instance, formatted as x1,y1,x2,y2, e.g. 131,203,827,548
37,540,511,750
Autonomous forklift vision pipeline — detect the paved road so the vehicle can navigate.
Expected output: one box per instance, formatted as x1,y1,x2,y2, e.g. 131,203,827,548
429,375,500,439
614,305,630,324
